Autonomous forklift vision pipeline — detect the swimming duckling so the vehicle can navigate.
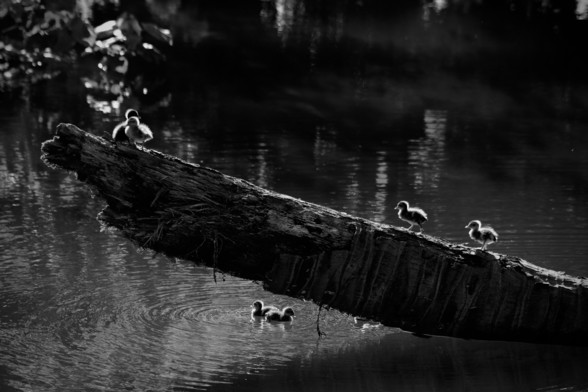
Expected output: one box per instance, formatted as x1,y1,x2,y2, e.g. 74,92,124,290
265,307,295,322
112,109,139,143
251,300,279,317
465,220,498,250
394,200,428,232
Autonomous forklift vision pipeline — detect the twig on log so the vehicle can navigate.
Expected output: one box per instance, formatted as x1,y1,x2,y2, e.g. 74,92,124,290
316,304,327,339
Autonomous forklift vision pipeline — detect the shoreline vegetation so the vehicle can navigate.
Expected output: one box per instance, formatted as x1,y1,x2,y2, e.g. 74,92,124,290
2,0,586,98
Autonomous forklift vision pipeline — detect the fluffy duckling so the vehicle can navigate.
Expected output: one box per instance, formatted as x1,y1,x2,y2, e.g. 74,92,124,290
251,300,279,317
465,220,498,250
112,109,153,146
394,201,428,232
265,307,295,322
112,109,139,143
125,116,153,146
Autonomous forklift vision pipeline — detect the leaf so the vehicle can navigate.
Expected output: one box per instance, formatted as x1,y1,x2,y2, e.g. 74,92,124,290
94,20,117,39
142,23,173,47
70,15,95,47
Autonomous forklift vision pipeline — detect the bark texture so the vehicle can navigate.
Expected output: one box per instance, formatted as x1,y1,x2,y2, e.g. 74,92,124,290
41,123,588,346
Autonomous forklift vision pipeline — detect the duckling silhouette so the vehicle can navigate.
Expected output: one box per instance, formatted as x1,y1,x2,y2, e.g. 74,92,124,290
112,109,153,147
394,201,428,232
465,220,498,250
265,307,295,322
112,109,139,143
125,116,153,146
251,300,279,317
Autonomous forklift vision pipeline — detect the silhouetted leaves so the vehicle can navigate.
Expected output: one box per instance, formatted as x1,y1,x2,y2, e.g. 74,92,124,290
0,0,172,101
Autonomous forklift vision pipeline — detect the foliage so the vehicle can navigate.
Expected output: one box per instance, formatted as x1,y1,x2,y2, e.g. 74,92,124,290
81,10,172,112
0,0,172,104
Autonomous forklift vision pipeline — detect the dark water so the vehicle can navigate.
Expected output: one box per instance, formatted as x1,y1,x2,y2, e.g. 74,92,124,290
2,1,588,391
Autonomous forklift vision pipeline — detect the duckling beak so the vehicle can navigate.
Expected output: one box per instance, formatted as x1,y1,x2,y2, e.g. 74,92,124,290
464,225,469,229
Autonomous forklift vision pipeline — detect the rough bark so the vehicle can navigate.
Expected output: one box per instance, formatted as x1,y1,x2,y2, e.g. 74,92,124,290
41,123,588,346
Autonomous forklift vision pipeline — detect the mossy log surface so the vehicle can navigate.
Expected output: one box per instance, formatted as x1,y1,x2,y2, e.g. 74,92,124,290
41,123,588,346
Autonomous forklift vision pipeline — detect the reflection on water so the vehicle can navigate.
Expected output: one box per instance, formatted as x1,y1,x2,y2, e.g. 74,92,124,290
409,109,447,192
372,150,388,222
2,1,588,391
579,0,588,18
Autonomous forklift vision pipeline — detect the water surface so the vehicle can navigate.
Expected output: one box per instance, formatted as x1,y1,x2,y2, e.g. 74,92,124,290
1,1,588,391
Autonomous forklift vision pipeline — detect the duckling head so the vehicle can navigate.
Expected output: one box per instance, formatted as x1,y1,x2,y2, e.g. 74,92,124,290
126,116,140,126
394,201,409,210
252,301,263,311
465,220,481,229
283,307,295,317
125,109,140,119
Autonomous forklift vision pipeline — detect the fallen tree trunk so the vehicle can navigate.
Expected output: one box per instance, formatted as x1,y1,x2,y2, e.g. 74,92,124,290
41,123,588,346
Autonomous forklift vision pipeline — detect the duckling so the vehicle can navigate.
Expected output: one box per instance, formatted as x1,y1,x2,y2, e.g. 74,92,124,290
125,116,153,146
112,109,139,143
112,109,153,146
394,200,428,232
265,307,295,322
465,220,498,250
251,300,279,317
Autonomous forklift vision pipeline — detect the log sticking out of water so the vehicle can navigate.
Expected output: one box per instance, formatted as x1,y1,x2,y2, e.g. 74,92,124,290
41,123,588,346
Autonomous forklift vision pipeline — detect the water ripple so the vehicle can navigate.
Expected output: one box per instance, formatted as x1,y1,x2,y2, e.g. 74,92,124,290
2,247,393,391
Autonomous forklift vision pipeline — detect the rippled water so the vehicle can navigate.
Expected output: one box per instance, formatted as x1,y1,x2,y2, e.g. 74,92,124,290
0,212,393,391
2,1,588,391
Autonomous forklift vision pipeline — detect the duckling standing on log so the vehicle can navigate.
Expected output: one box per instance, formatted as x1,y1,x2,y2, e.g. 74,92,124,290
265,307,295,322
465,220,498,250
251,300,279,317
394,200,428,232
112,109,139,143
125,116,153,146
112,109,153,147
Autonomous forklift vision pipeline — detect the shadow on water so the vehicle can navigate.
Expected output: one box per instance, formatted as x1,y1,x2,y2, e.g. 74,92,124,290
2,0,588,391
217,336,588,392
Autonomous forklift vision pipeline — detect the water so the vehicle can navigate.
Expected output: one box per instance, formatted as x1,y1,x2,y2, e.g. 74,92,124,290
2,1,588,391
